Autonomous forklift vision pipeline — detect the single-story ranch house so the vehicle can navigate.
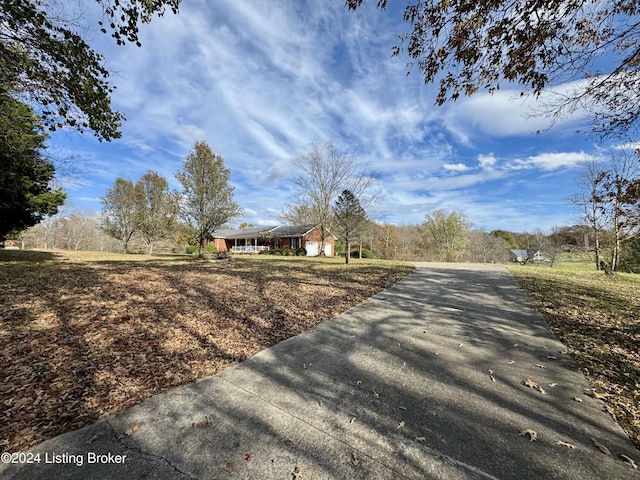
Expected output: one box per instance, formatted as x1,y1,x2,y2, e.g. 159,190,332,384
207,224,335,256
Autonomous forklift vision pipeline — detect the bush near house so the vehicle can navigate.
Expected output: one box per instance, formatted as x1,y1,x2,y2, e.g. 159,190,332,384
349,248,375,259
186,243,218,255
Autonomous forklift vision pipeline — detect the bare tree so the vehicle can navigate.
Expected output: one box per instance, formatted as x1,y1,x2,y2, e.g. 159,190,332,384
101,178,137,253
280,203,316,225
59,211,99,251
603,150,640,272
285,143,378,255
135,171,178,254
571,157,608,270
466,229,510,264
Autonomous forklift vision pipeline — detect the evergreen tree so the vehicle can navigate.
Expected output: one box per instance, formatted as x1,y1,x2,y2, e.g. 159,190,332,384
333,189,367,264
0,93,66,243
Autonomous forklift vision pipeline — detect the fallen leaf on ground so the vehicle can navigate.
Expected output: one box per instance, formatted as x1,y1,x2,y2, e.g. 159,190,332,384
547,356,557,360
520,429,537,442
590,437,611,455
349,417,356,424
224,462,234,473
523,379,546,394
351,452,360,466
588,391,606,400
619,454,637,469
573,397,583,403
415,436,426,442
508,360,515,364
535,364,545,368
548,382,558,387
245,453,251,461
555,440,576,449
293,465,302,479
397,421,405,429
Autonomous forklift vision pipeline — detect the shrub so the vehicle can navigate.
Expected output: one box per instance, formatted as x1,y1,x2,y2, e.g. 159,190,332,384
203,242,218,254
350,248,375,259
296,247,307,256
266,248,296,256
186,243,218,255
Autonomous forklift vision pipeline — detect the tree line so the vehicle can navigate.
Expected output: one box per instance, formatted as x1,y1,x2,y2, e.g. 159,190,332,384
11,139,640,274
100,141,240,256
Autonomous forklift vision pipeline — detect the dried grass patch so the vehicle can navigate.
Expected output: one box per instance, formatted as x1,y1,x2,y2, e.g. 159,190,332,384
0,251,413,452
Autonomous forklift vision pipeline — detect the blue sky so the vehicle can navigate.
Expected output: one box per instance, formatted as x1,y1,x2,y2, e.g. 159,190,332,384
51,0,607,232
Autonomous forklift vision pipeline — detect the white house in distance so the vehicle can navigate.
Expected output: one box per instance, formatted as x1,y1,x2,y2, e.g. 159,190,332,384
509,249,551,264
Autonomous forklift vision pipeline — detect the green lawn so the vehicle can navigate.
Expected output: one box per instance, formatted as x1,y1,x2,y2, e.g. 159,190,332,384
508,261,640,451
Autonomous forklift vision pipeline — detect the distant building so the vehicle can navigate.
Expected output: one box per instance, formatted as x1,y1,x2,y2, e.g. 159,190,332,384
509,249,551,264
207,224,335,256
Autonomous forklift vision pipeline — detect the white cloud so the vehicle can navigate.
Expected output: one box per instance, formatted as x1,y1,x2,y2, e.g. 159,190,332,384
54,1,592,233
443,163,470,172
507,152,588,170
478,153,496,169
444,79,592,139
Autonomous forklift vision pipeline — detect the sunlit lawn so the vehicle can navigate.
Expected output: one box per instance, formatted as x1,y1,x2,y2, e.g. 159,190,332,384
508,260,640,451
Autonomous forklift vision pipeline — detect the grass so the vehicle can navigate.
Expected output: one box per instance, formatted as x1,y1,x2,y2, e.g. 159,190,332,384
0,249,414,453
507,261,640,451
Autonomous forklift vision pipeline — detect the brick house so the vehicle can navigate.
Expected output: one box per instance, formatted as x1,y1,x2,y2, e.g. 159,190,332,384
209,224,335,256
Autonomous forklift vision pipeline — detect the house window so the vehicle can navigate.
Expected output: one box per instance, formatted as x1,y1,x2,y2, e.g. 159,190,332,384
290,237,299,249
273,239,280,249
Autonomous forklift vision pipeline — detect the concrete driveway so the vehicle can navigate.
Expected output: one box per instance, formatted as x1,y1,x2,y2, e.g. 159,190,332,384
1,263,637,479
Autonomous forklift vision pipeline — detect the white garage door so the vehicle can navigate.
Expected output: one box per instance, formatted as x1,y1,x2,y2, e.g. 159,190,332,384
324,242,332,257
306,242,319,256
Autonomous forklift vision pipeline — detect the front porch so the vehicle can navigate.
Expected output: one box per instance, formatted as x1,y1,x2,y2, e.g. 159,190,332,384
230,245,269,254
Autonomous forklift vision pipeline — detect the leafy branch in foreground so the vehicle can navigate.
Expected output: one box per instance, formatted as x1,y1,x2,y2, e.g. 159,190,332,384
0,0,181,141
346,0,640,137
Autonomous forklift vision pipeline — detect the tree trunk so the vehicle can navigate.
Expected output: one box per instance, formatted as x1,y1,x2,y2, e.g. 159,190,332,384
345,240,350,264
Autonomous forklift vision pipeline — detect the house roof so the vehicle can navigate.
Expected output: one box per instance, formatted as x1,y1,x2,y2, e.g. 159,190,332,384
510,249,529,257
212,224,334,240
271,224,317,237
214,226,277,239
